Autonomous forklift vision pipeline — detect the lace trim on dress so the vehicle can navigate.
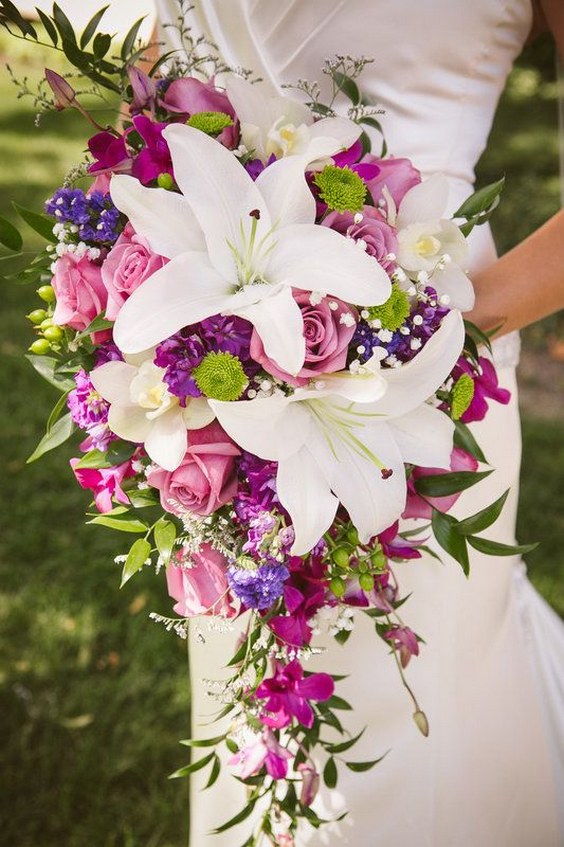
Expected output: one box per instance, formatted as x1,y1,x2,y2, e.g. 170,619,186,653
491,329,521,369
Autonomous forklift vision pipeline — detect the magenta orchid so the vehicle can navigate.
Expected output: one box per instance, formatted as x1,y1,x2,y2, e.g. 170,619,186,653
256,659,334,729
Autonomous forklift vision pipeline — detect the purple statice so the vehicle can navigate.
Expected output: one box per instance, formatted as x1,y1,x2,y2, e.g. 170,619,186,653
352,286,450,367
227,562,290,610
45,188,122,245
199,315,254,359
94,341,124,366
234,453,278,521
67,368,114,451
154,331,207,404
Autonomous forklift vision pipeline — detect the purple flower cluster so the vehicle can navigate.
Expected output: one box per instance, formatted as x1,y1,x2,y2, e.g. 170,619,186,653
227,562,290,610
352,286,450,367
94,341,124,366
45,188,122,244
234,453,278,520
154,316,257,405
67,368,113,451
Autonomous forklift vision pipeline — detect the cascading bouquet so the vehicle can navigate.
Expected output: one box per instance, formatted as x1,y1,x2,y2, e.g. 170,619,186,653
0,2,530,844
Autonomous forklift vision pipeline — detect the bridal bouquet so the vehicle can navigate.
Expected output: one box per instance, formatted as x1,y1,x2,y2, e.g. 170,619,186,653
1,3,527,843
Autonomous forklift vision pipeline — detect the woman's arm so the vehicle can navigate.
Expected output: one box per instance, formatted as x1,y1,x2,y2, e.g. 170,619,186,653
464,0,564,336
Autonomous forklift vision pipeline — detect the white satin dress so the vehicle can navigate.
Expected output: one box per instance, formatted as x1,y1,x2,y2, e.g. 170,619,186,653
155,2,564,845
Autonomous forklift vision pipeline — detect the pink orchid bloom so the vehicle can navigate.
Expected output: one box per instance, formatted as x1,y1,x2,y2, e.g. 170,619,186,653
298,762,320,806
70,459,133,513
403,447,479,520
384,625,420,668
256,659,334,729
228,728,292,780
269,571,326,647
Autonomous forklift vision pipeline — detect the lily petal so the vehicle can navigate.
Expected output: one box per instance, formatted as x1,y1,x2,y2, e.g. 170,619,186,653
110,175,204,258
268,224,391,306
277,447,339,555
297,369,388,404
225,74,312,131
397,173,449,228
145,408,188,471
162,124,272,278
182,397,216,430
90,361,139,405
235,285,306,375
113,252,232,354
107,403,150,444
432,263,475,311
307,116,361,152
392,403,454,469
255,155,316,226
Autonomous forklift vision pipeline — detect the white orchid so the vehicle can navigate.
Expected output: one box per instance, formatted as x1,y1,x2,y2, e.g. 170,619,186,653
225,74,361,165
112,124,391,376
394,174,475,311
90,354,214,471
210,310,465,554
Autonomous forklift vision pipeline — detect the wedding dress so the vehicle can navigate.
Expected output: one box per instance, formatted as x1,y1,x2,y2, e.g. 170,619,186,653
154,2,564,844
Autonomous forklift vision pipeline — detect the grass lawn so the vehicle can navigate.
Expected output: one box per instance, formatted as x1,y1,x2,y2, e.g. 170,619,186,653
0,27,562,847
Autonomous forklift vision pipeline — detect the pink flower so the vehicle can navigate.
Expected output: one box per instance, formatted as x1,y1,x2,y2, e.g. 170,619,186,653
70,459,133,513
250,290,358,386
402,447,479,520
362,155,421,207
166,543,236,618
129,115,173,185
87,130,131,175
228,728,292,780
298,762,320,806
102,223,168,320
147,421,240,517
52,253,108,331
324,205,398,273
127,66,157,113
256,659,334,729
384,625,420,668
160,77,239,147
452,356,511,423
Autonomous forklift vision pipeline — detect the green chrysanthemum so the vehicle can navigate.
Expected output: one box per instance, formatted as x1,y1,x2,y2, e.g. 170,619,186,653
193,351,248,401
186,111,234,136
451,373,475,420
313,165,367,213
365,285,411,331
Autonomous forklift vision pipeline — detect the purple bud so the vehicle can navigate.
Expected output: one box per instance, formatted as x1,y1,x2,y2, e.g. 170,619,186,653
127,65,157,112
45,68,77,110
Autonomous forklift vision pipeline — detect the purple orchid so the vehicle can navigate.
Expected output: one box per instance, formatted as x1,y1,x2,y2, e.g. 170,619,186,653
256,659,334,729
129,115,173,185
88,131,131,175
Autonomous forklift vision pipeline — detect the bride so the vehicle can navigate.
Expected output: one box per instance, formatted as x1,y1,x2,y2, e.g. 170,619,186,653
153,1,564,844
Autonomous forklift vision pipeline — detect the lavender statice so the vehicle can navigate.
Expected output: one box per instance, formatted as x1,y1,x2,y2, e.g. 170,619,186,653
45,188,122,245
227,562,290,610
352,286,450,368
67,368,114,451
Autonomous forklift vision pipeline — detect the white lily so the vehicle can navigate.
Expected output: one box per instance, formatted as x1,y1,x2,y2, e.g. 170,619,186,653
395,174,475,311
90,354,214,471
225,74,361,165
112,124,390,376
210,310,465,554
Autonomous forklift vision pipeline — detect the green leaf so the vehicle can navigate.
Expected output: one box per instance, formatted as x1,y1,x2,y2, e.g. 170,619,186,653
1,0,38,37
213,798,257,833
13,203,56,242
334,628,352,645
80,5,109,48
92,31,112,58
154,517,176,564
60,36,91,73
326,728,366,755
432,509,470,574
467,536,538,557
453,177,505,220
35,8,58,45
179,735,225,748
25,354,75,391
334,71,361,105
73,314,113,340
205,755,221,789
87,515,148,533
345,755,387,772
414,469,493,498
0,215,22,251
127,488,159,508
464,319,493,354
457,490,510,535
326,695,352,711
73,449,110,470
121,16,146,60
169,751,215,780
120,537,151,587
323,757,338,789
46,390,70,432
52,2,76,43
105,440,136,465
453,420,488,464
27,412,74,463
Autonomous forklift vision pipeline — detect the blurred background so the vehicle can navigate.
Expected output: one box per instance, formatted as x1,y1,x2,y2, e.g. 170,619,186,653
0,4,562,846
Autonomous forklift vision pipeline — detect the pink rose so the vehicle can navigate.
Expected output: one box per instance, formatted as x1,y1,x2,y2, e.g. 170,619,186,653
362,155,421,207
52,253,107,331
402,447,479,520
70,459,133,513
324,205,398,273
160,77,239,147
147,421,240,517
166,543,236,618
102,223,168,320
250,289,358,386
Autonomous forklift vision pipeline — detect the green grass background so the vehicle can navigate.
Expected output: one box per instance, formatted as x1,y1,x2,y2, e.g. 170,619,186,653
0,28,562,847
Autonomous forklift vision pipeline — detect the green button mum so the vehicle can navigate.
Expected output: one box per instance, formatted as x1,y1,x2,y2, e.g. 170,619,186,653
313,164,367,213
186,111,234,136
451,373,475,420
364,285,411,331
193,351,248,401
